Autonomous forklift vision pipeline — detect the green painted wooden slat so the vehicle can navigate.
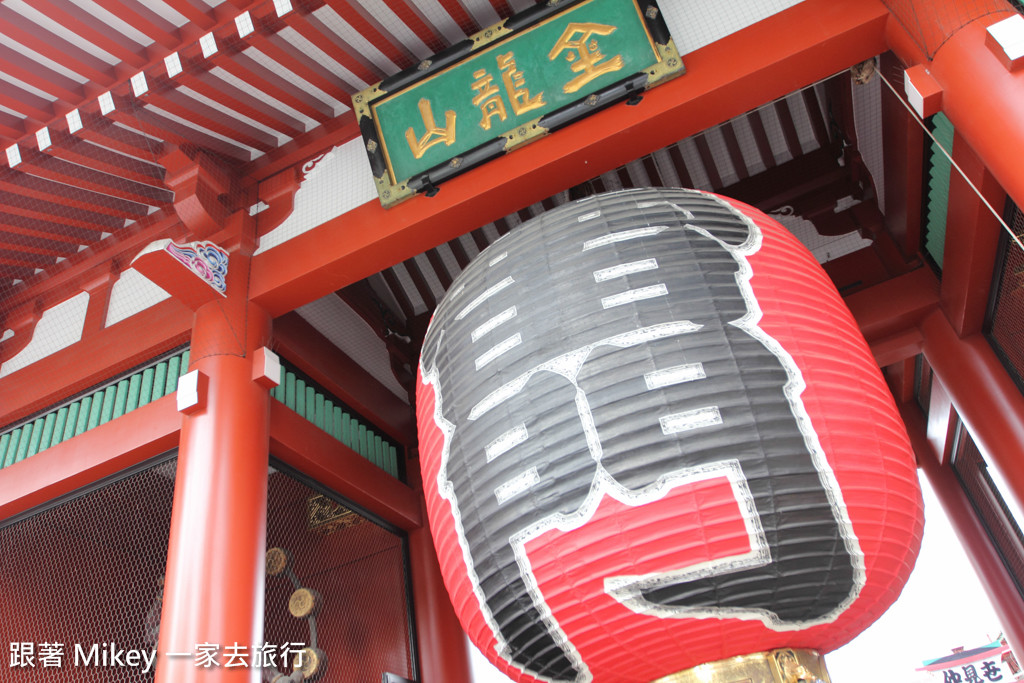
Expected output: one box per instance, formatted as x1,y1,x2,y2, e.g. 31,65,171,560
323,400,335,437
86,392,104,431
271,366,285,402
339,413,350,448
0,349,197,466
305,386,316,422
38,413,56,455
389,445,399,478
153,362,168,401
4,429,21,468
127,374,143,412
314,393,325,430
74,397,92,435
111,380,130,421
63,402,80,441
25,417,45,457
295,378,306,417
925,112,955,270
165,356,181,395
50,407,68,449
180,350,190,373
365,428,376,464
357,424,367,459
373,434,384,468
285,372,296,411
0,432,11,468
99,385,118,425
139,368,155,407
14,423,33,463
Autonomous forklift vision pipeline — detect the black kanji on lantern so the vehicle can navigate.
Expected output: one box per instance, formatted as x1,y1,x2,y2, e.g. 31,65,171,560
419,189,862,682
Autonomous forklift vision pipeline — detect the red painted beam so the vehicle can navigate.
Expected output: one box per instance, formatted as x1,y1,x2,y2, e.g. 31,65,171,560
905,402,1024,656
889,13,1024,209
272,311,414,445
251,0,891,315
0,394,180,523
0,237,73,259
844,267,939,345
0,298,192,429
246,112,360,182
105,101,253,161
879,52,923,260
920,310,1024,517
269,400,421,530
0,112,26,143
209,47,335,123
0,210,107,246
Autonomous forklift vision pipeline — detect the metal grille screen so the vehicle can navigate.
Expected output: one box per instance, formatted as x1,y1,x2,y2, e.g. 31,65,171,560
0,455,176,681
987,200,1024,393
263,467,416,683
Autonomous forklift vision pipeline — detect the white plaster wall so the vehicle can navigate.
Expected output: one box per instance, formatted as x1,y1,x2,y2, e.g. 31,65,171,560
0,292,90,378
105,268,172,327
256,138,378,255
662,0,805,56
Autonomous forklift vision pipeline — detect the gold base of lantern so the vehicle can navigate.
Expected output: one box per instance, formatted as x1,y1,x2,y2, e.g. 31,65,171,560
653,649,832,683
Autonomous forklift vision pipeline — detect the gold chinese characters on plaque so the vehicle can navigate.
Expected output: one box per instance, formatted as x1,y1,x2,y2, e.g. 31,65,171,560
354,0,684,207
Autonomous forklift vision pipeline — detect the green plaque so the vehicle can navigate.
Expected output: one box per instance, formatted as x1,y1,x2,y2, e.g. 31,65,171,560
355,0,683,207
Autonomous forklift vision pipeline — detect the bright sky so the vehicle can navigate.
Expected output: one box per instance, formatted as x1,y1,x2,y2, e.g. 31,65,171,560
468,472,1011,683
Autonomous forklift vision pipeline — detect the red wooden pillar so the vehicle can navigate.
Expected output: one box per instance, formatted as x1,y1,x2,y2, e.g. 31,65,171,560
408,454,475,683
154,246,274,682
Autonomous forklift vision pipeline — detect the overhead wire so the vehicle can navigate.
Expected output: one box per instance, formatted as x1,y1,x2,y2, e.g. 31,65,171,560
875,67,1024,255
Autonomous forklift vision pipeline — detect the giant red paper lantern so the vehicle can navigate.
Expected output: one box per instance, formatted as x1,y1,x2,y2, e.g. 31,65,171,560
416,188,923,682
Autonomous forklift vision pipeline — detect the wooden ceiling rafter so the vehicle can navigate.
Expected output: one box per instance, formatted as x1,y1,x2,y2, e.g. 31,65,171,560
242,27,356,107
13,148,172,208
0,171,149,221
423,248,453,291
180,69,309,138
721,122,750,182
29,0,150,69
0,5,117,88
44,131,167,188
319,0,418,69
283,7,388,84
87,0,185,52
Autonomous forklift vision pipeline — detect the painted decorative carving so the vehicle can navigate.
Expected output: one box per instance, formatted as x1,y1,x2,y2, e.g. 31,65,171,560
165,240,229,296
